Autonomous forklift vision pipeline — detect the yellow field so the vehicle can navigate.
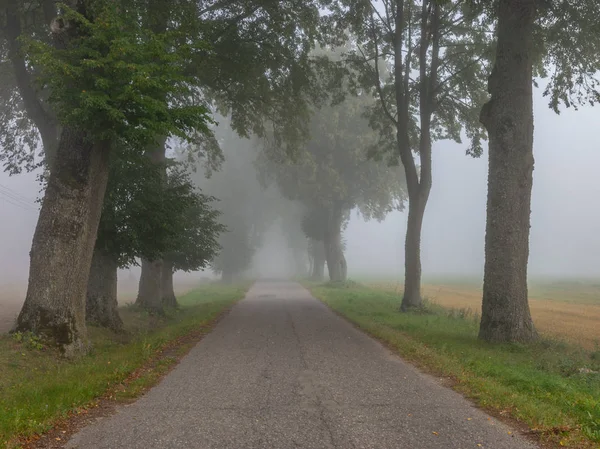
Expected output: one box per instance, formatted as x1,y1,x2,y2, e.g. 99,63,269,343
369,281,600,350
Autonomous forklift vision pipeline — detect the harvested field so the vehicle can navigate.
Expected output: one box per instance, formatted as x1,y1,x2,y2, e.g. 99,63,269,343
369,280,600,350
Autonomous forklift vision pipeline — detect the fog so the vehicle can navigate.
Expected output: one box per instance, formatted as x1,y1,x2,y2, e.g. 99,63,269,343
1,86,600,291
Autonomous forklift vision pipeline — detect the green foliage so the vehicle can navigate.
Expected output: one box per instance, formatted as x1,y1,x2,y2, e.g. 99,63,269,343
163,166,226,272
97,153,225,270
193,0,345,154
533,0,600,112
330,0,493,158
95,150,164,267
22,1,212,149
11,331,46,351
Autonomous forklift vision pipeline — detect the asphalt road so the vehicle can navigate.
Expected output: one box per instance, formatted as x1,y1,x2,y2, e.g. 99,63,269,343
67,280,537,449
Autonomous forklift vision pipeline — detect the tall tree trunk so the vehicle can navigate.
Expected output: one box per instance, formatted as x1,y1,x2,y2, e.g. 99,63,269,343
136,259,164,314
162,259,178,308
324,205,347,282
86,247,122,331
135,137,167,313
401,195,428,310
478,0,538,343
311,239,326,281
396,0,439,311
15,128,111,356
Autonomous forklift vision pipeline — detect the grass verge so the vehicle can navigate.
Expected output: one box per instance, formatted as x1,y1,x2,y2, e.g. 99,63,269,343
0,282,249,448
307,280,600,448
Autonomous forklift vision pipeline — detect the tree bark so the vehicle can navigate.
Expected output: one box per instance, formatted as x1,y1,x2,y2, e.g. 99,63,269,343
401,195,428,310
162,259,178,308
15,128,111,356
136,258,164,314
86,247,123,331
310,239,326,281
478,0,538,343
324,205,347,282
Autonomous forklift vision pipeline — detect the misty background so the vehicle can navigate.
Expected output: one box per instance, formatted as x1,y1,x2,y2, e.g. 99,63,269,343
1,87,599,291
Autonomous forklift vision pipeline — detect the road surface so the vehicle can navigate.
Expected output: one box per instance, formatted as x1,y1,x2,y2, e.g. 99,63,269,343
67,280,536,449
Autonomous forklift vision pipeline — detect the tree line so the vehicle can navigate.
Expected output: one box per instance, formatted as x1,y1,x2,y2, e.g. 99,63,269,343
0,0,598,355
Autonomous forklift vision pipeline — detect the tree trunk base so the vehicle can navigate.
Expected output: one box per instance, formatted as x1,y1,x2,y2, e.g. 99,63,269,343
136,259,165,315
86,248,123,331
16,129,111,356
400,291,423,312
161,260,178,309
478,320,538,343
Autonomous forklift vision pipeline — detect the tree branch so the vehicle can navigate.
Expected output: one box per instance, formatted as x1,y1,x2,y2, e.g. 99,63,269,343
367,14,397,126
370,0,393,35
5,0,58,157
435,53,486,94
394,0,419,195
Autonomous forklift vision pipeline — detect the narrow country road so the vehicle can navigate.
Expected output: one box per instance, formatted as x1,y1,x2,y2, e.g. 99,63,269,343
67,281,536,449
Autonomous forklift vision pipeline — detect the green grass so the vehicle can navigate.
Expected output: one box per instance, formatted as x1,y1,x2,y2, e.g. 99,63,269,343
0,282,248,447
308,281,600,448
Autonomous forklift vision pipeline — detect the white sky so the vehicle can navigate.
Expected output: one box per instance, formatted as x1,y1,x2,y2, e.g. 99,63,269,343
1,86,600,287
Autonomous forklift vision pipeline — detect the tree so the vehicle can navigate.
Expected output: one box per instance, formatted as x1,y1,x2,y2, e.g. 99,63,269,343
307,238,326,281
196,126,277,283
13,2,212,355
87,151,223,327
478,0,600,342
1,0,58,173
478,0,537,343
329,1,491,307
161,167,225,307
259,88,406,282
134,0,345,300
87,151,166,330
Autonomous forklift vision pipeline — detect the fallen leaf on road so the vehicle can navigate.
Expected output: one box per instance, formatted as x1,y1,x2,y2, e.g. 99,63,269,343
432,432,438,436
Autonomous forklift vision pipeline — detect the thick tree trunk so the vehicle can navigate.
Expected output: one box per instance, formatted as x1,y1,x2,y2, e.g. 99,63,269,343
311,239,326,281
15,128,111,356
324,206,347,282
86,247,123,331
162,260,178,308
136,259,164,314
135,137,167,313
478,0,538,343
400,195,428,310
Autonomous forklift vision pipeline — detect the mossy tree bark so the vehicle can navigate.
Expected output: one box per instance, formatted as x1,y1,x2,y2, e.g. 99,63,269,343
310,239,326,281
136,258,164,314
162,259,178,308
86,247,123,331
16,128,111,356
478,0,538,343
323,204,347,282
